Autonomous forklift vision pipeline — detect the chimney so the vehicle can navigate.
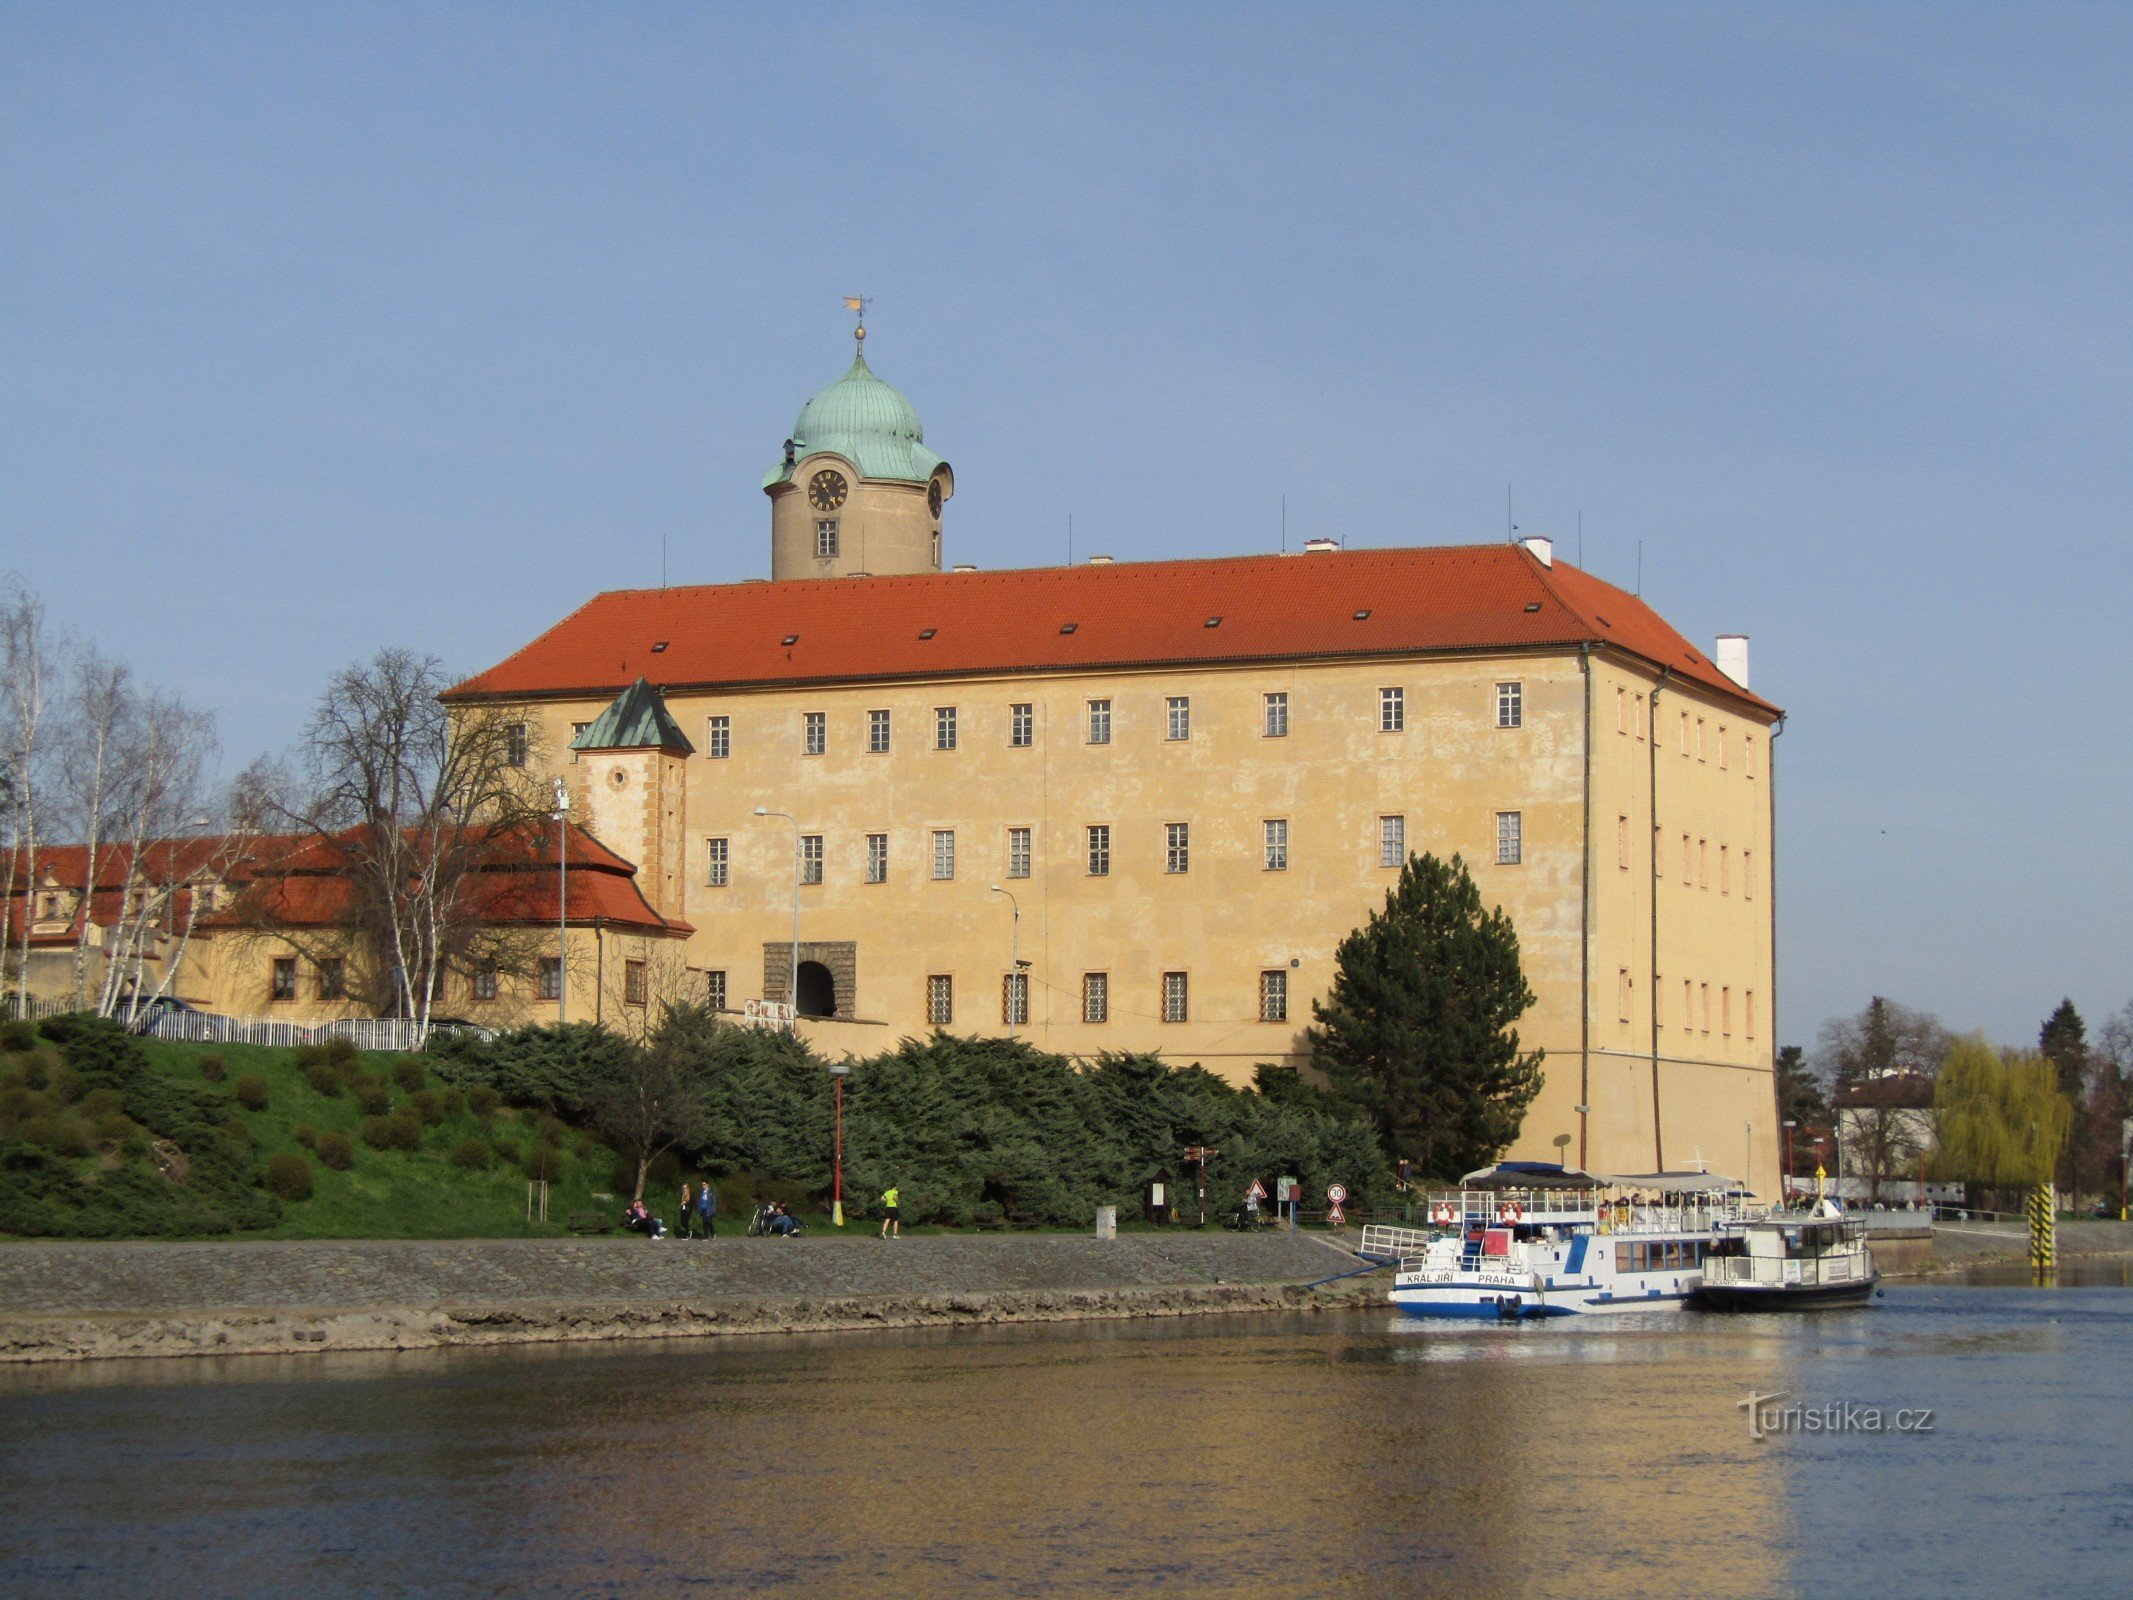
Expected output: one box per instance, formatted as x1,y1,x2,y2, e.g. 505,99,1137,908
1715,635,1749,689
1302,537,1340,553
1087,554,1114,565
1520,535,1554,568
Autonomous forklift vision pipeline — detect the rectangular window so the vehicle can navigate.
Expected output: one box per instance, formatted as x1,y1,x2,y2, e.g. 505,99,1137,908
800,834,824,885
1166,696,1191,740
1165,822,1190,874
706,837,729,888
1264,691,1289,738
1682,833,1693,884
868,709,891,753
571,721,591,753
1380,814,1406,868
624,960,648,1007
1087,698,1112,744
866,832,888,884
934,706,958,750
1162,971,1189,1023
1618,968,1632,1022
1743,849,1754,900
1696,717,1707,761
1698,838,1708,889
1496,682,1523,729
1082,972,1108,1024
931,829,956,880
1379,686,1405,732
1719,725,1730,770
1259,969,1288,1023
1264,818,1289,872
1722,986,1733,1036
1700,982,1711,1033
1746,735,1758,778
815,518,839,558
1683,977,1693,1025
1006,826,1032,879
803,711,826,756
927,974,954,1026
1634,693,1646,740
1496,811,1523,865
1746,989,1756,1040
1719,844,1730,895
705,970,727,1013
707,715,731,760
504,722,528,767
1616,687,1628,734
1617,815,1630,870
539,957,562,1002
317,957,346,1001
1010,702,1034,748
1086,824,1110,876
271,957,296,1002
1002,972,1029,1026
1679,711,1690,755
472,962,498,1002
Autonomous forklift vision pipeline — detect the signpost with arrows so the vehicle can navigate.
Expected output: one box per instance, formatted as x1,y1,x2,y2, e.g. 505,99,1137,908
1183,1145,1219,1228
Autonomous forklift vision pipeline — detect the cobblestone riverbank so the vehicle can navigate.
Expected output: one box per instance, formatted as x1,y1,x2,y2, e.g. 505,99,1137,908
0,1232,1374,1363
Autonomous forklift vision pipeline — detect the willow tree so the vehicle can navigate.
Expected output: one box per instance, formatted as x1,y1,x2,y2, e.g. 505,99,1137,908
1307,850,1542,1179
1933,1039,2072,1210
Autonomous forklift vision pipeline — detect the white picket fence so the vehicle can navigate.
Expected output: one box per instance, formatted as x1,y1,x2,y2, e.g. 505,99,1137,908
139,1011,473,1052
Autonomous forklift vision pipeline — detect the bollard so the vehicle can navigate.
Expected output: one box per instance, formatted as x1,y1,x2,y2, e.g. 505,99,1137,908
1094,1205,1117,1240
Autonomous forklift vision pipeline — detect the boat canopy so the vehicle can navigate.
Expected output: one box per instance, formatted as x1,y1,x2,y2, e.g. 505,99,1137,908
1599,1171,1745,1195
1456,1162,1603,1191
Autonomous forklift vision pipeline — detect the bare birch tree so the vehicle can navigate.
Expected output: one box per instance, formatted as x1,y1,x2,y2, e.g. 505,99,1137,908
58,647,134,1009
2,577,61,1016
236,649,551,1041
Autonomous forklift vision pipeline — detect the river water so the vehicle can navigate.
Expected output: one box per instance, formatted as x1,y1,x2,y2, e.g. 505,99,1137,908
3,1274,2129,1599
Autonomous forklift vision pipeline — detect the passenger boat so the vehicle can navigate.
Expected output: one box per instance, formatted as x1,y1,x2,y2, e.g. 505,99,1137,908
1690,1199,1878,1311
1358,1163,1754,1320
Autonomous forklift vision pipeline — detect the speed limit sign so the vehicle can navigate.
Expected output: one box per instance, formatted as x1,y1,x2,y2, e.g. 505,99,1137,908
1326,1183,1348,1225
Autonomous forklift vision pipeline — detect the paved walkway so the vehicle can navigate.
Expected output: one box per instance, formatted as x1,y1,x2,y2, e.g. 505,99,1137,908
0,1232,1348,1317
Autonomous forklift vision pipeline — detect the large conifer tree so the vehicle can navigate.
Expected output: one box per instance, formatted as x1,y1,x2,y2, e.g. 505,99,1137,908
1306,851,1542,1178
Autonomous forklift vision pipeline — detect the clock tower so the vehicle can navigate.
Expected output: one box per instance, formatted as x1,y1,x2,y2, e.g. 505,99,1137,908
763,318,953,581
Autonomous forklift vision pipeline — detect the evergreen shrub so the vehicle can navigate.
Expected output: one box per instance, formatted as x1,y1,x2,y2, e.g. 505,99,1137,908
391,1058,426,1093
315,1131,354,1171
232,1074,270,1111
265,1152,313,1200
450,1138,492,1170
197,1055,226,1082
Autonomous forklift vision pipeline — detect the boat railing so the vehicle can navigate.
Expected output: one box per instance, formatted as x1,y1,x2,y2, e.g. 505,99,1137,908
1358,1223,1435,1263
1700,1249,1869,1290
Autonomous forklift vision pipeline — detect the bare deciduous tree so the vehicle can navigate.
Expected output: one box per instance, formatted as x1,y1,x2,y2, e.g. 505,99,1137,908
2,577,61,1015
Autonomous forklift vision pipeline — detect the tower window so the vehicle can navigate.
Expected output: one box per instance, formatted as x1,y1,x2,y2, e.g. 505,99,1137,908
931,530,941,568
815,519,839,559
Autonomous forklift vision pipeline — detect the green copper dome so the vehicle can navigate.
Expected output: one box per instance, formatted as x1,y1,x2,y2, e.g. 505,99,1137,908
763,350,946,488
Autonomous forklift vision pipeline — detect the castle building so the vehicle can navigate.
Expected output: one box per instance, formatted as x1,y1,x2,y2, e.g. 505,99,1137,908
442,328,1786,1182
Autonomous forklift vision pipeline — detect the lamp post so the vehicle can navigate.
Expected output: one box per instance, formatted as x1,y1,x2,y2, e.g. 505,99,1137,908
754,806,800,1027
829,1060,850,1226
1744,1120,1753,1201
552,779,569,1026
1812,1135,1826,1202
989,884,1024,1030
1782,1119,1798,1206
1573,1103,1590,1171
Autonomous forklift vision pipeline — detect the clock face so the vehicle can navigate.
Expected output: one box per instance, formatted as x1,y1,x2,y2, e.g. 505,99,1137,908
927,478,943,517
807,469,849,511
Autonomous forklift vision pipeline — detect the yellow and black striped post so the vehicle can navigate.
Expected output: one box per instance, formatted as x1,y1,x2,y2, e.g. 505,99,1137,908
2028,1183,2056,1275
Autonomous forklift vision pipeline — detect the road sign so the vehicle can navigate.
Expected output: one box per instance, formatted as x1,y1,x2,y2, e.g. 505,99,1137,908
1244,1178,1267,1203
1326,1182,1348,1225
1326,1183,1347,1203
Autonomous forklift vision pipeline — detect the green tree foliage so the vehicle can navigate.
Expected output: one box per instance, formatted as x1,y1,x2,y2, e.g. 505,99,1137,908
1304,851,1541,1178
1775,1045,1830,1140
2038,998,2094,1199
1933,1038,2072,1197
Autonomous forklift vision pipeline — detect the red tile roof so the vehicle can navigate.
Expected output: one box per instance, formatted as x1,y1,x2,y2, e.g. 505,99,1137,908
445,543,1779,716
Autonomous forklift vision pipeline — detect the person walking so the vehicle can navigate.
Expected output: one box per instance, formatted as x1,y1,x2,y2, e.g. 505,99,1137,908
697,1182,718,1240
678,1182,697,1240
880,1183,901,1240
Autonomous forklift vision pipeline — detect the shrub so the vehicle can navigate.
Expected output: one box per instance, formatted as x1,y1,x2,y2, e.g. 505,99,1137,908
197,1055,226,1083
294,1125,318,1148
450,1138,492,1170
522,1144,565,1182
406,1089,443,1125
303,1063,344,1098
392,1058,426,1093
323,1037,360,1067
534,1117,567,1149
0,1020,34,1052
264,1152,314,1201
22,1115,92,1158
436,1087,465,1119
467,1085,501,1119
353,1077,392,1116
78,1087,125,1120
294,1044,330,1070
315,1131,354,1170
360,1111,421,1152
232,1074,269,1112
491,1138,521,1165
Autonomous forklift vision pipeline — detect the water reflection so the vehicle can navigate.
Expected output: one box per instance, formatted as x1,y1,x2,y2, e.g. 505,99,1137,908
2,1288,2129,1599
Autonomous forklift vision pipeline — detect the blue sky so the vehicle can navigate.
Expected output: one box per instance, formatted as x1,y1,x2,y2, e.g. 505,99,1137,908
4,4,2128,1049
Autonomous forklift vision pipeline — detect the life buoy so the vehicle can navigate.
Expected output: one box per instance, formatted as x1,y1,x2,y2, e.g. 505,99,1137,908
1431,1202,1456,1225
1497,1202,1524,1224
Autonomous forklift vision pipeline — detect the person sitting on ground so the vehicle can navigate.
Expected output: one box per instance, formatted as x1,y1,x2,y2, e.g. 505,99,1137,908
768,1202,800,1237
624,1199,666,1239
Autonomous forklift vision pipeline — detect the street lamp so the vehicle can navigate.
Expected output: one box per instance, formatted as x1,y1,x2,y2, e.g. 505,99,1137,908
829,1060,851,1226
1812,1135,1827,1203
1744,1120,1753,1201
754,806,800,1026
1573,1104,1589,1171
1782,1119,1799,1205
989,884,1026,1030
551,778,569,1026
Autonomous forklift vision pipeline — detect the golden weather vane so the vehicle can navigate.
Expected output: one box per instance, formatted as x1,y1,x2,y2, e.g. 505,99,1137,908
843,295,869,349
